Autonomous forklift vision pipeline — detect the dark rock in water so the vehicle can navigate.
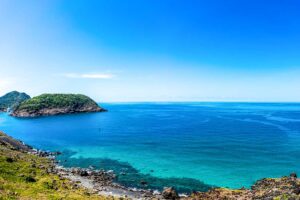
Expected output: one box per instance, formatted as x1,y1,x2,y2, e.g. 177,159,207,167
53,151,62,156
140,180,148,185
162,187,179,199
290,172,297,179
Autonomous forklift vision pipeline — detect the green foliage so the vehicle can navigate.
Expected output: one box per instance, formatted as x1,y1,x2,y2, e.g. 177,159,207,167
15,94,99,112
0,139,111,199
0,91,30,111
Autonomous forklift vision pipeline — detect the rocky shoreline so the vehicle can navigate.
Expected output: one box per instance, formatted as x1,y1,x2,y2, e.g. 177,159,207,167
11,106,106,118
0,131,165,199
2,131,300,200
32,151,166,199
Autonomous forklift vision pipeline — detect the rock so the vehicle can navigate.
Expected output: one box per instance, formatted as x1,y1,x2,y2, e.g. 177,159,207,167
80,170,89,176
153,190,161,195
50,151,61,156
25,176,36,182
162,187,179,199
88,165,95,170
290,172,297,179
0,132,33,152
71,168,80,174
140,180,148,185
294,188,300,195
6,157,14,163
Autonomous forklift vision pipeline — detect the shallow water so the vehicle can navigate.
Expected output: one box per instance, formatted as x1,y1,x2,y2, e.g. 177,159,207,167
1,102,300,192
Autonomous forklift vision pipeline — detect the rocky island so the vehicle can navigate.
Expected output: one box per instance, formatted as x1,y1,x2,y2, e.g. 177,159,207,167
11,93,106,117
0,91,30,112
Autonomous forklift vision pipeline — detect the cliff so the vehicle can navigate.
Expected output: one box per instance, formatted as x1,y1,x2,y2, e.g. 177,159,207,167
11,93,106,117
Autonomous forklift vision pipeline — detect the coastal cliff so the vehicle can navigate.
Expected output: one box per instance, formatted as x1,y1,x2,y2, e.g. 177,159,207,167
11,94,106,117
0,91,30,112
0,131,109,199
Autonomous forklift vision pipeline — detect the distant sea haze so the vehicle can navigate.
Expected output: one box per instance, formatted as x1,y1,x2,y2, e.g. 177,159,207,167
1,102,300,192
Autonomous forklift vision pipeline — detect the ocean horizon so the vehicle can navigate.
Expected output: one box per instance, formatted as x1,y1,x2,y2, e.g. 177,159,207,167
1,102,300,193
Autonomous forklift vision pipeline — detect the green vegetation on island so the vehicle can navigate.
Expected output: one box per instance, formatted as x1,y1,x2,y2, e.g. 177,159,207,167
11,93,106,117
0,91,30,112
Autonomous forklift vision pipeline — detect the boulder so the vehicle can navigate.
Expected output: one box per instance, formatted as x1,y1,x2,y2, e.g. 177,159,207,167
140,180,148,185
80,170,89,176
162,187,179,199
290,172,297,179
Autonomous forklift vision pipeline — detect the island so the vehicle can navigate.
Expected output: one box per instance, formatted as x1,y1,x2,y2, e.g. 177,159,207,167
0,91,30,112
11,93,106,117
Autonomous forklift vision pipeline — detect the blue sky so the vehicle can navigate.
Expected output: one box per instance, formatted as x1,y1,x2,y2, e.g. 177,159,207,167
0,0,299,102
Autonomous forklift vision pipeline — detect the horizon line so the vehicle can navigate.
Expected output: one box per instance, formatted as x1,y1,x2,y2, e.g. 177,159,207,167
99,100,300,104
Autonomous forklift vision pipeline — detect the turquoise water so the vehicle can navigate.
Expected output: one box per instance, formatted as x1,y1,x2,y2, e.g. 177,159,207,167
0,103,300,192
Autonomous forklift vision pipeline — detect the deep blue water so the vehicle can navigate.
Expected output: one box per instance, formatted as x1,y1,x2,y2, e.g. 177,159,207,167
1,103,300,192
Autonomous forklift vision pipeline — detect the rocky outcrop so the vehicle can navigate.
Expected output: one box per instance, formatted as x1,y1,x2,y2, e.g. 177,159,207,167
11,93,106,117
162,187,179,199
250,174,300,199
184,173,300,200
12,104,105,117
0,131,33,152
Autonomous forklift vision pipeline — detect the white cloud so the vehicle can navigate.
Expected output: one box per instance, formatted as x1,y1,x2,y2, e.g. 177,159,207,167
0,78,16,95
63,73,114,79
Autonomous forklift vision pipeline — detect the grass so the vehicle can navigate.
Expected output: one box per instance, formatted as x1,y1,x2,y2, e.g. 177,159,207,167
0,143,113,199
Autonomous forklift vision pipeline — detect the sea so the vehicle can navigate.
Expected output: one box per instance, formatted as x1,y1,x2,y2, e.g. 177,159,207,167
0,102,300,193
